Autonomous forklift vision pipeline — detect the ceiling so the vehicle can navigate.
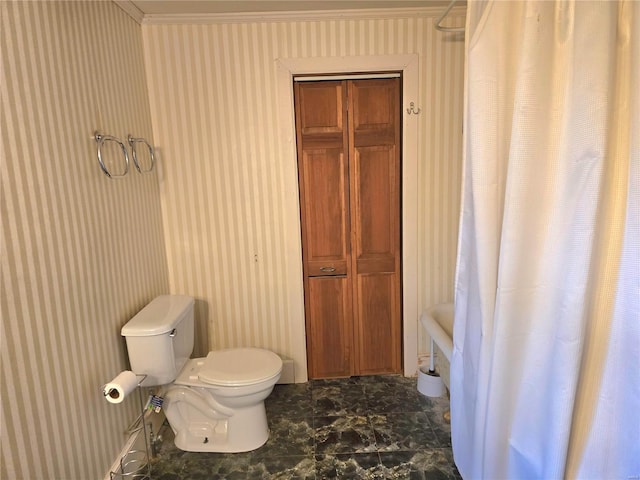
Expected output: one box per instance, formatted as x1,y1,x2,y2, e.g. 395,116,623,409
129,0,456,15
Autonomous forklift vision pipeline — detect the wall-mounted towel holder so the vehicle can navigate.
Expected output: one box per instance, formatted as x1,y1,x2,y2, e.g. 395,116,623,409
128,135,155,174
93,131,156,178
94,131,130,179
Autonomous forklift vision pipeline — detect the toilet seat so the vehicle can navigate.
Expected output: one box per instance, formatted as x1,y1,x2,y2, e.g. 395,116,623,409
199,348,282,386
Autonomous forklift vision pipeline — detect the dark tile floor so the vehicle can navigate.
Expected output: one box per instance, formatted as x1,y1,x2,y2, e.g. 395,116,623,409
150,375,461,479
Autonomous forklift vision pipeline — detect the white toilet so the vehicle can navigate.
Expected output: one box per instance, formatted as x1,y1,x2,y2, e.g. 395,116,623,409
121,295,282,453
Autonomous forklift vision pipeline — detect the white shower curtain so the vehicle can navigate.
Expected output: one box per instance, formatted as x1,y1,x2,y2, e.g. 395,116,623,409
451,1,639,479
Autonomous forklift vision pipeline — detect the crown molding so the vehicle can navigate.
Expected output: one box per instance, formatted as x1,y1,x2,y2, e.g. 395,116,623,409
114,0,145,24
140,5,466,25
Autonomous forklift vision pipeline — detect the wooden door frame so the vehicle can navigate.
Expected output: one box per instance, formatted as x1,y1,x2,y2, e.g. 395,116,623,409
277,54,420,382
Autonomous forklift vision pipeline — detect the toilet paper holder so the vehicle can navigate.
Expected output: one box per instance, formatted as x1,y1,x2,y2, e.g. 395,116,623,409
102,373,151,480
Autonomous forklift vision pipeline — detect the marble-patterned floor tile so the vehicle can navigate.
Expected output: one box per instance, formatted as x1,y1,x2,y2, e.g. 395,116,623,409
267,383,313,418
247,456,316,479
370,412,441,451
149,472,183,480
149,455,187,480
151,377,459,479
416,394,452,448
365,381,427,414
149,424,189,468
312,377,361,387
314,415,377,454
177,451,254,479
254,416,314,458
428,418,452,448
415,389,446,408
312,384,369,416
379,449,462,479
418,394,451,425
315,453,383,479
351,374,407,385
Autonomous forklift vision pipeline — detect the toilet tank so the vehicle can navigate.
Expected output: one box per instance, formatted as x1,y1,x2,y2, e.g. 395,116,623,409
121,295,195,386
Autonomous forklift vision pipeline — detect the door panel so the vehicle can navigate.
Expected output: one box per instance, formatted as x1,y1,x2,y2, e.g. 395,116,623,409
349,79,401,375
355,274,400,374
353,145,396,257
351,81,394,130
351,80,398,147
295,80,352,378
305,276,353,378
295,77,401,378
297,82,344,135
300,149,349,276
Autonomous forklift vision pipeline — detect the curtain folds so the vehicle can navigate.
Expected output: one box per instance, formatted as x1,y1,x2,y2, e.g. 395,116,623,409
451,1,640,478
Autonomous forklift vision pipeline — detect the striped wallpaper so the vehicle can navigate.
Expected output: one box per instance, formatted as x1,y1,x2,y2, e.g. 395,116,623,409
1,2,168,479
142,9,465,377
1,3,464,477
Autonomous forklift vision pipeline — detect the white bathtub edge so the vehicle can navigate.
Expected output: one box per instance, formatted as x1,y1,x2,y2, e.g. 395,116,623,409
419,304,454,362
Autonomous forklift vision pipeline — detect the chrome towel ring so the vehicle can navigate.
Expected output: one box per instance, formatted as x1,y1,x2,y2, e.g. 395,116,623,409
127,135,155,174
94,131,129,179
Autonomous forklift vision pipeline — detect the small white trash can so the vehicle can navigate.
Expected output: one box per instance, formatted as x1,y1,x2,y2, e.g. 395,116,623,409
417,367,445,397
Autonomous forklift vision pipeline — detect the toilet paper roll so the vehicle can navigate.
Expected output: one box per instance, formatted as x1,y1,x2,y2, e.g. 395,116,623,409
103,370,139,404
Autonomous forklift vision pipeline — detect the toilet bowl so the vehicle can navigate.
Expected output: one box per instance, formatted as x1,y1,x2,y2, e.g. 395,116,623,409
121,295,283,453
164,349,282,452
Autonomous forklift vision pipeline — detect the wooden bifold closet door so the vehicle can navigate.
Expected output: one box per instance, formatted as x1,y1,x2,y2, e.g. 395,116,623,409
294,77,401,378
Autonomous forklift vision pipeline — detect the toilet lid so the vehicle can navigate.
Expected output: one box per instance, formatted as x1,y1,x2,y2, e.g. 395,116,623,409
199,348,282,386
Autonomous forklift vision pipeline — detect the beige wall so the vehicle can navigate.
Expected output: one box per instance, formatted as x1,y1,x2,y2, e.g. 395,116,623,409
1,2,169,479
143,9,465,377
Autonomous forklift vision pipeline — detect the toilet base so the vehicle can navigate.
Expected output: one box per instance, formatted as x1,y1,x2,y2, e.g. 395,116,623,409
164,356,280,453
168,398,270,453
